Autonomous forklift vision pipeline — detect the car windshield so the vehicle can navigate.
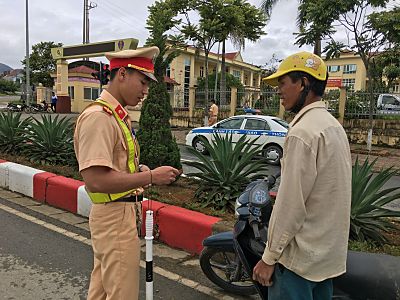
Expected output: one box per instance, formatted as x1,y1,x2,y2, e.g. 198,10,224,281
272,118,289,129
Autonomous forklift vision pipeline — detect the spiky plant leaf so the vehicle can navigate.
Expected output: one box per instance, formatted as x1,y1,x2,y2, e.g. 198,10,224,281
0,111,31,154
185,133,270,211
23,115,76,166
351,157,400,244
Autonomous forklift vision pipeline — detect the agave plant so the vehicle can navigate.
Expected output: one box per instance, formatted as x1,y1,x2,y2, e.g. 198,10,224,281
0,111,31,154
351,157,400,244
185,133,270,212
23,115,76,165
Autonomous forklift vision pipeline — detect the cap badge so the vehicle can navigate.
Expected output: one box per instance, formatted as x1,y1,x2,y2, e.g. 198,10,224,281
305,56,321,70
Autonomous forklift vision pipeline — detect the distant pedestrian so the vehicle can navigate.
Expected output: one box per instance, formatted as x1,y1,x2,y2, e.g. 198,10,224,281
51,92,57,112
208,99,219,126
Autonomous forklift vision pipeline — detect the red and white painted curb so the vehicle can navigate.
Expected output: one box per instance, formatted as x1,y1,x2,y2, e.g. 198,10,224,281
0,160,220,254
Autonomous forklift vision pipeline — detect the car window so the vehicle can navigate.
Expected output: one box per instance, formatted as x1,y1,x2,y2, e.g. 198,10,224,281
244,119,270,130
272,118,289,129
382,96,398,105
218,118,243,129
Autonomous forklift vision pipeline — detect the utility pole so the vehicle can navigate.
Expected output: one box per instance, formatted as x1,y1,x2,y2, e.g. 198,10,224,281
83,0,87,44
25,0,30,105
83,0,97,44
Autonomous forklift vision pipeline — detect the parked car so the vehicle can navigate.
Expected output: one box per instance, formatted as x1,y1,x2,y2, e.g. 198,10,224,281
185,115,288,165
377,94,400,111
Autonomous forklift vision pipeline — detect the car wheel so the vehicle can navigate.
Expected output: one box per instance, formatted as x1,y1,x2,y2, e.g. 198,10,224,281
263,144,282,165
193,137,208,155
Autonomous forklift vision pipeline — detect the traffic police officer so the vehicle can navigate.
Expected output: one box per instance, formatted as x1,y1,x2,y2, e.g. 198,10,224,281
74,46,180,300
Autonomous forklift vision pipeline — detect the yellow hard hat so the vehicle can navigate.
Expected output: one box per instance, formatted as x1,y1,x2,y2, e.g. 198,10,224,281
263,51,327,86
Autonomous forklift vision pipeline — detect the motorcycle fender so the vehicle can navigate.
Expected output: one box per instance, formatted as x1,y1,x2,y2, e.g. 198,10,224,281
202,231,233,249
233,220,247,238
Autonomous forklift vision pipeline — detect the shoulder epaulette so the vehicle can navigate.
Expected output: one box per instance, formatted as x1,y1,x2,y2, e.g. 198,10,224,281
102,106,113,116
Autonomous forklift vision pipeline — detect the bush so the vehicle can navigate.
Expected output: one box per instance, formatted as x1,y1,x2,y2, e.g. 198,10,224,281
0,111,31,154
185,133,270,212
23,115,76,166
350,157,400,244
137,82,181,170
0,79,18,94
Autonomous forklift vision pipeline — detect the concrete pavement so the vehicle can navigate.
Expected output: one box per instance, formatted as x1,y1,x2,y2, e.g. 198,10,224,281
0,189,254,300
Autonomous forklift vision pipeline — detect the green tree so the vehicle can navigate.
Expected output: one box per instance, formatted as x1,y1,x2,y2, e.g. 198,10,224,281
175,0,223,107
21,41,62,88
368,7,400,89
136,0,182,170
0,79,18,94
218,0,266,106
260,0,329,55
197,72,244,90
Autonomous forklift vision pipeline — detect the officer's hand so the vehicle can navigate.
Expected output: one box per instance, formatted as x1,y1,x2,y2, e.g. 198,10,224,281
151,166,181,185
252,260,275,287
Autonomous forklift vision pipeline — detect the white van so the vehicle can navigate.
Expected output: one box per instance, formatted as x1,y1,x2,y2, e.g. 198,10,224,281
377,94,400,111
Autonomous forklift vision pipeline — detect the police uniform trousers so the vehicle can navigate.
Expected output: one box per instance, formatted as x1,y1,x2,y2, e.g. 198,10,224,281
87,201,141,300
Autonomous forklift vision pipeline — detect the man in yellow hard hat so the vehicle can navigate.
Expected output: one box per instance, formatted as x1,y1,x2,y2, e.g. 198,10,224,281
252,52,352,300
74,46,181,300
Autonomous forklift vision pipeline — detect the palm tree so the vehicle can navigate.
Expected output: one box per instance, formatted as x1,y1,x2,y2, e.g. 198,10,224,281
260,0,322,56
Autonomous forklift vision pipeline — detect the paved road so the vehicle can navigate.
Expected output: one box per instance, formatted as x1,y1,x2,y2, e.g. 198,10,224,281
0,193,253,300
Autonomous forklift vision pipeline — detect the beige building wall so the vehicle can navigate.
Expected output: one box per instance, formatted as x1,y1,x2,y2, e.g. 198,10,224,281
167,47,261,90
324,51,367,91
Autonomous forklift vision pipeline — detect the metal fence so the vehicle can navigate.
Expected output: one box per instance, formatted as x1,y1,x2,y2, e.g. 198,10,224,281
324,89,400,119
194,89,232,111
168,87,189,109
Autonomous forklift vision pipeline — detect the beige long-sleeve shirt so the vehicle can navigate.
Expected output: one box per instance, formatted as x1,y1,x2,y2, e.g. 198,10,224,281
262,101,352,282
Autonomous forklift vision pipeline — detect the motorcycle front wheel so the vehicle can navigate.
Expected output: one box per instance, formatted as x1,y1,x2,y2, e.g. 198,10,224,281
199,247,257,296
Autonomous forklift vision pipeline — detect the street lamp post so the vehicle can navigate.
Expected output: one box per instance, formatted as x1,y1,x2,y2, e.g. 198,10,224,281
25,0,30,105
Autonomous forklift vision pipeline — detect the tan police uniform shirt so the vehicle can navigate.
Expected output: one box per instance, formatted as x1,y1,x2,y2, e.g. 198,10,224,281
74,90,139,179
209,103,218,117
262,101,352,282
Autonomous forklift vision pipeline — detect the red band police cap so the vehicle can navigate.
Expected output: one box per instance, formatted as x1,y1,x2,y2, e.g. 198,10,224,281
109,57,155,73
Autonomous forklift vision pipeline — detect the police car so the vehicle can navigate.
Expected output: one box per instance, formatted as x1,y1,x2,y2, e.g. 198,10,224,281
186,115,288,165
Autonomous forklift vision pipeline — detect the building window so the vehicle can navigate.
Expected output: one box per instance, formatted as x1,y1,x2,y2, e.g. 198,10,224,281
200,66,204,78
184,58,191,108
342,78,355,91
343,64,357,74
327,65,340,72
393,84,399,93
166,65,171,78
233,70,241,79
84,87,100,100
68,86,75,100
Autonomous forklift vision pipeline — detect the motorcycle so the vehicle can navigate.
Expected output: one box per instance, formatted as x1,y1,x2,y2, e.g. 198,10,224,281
6,102,31,113
200,174,400,299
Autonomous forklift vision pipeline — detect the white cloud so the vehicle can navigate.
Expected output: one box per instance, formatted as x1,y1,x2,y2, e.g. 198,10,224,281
0,0,385,70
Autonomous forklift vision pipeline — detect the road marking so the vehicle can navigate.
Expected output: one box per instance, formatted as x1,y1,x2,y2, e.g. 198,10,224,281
0,203,235,300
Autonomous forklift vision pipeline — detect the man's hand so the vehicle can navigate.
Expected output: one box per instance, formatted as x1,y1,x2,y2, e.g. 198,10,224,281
151,166,181,185
252,260,275,286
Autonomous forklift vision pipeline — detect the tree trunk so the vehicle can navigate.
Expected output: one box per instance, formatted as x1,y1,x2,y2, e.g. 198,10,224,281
204,51,210,126
313,37,321,56
220,40,226,107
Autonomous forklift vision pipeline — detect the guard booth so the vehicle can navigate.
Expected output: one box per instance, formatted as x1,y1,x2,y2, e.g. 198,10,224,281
51,38,138,113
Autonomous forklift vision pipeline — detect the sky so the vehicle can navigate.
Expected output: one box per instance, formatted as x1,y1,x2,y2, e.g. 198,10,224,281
0,0,391,70
0,0,317,69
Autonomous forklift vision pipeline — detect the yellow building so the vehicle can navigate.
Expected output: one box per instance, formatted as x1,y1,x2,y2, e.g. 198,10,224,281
166,46,261,107
324,50,367,91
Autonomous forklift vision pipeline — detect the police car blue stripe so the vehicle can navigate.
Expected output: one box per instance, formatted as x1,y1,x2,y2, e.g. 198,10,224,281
192,128,287,137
